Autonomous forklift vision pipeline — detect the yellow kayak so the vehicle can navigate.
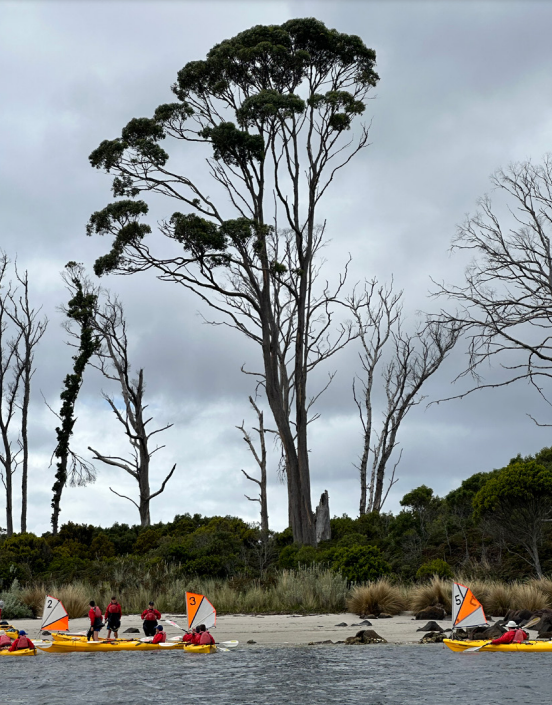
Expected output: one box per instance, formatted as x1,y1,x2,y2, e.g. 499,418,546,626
444,639,552,653
49,632,215,653
39,638,215,654
0,648,36,657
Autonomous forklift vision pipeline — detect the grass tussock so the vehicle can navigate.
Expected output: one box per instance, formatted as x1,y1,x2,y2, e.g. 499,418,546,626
508,583,549,612
409,576,452,613
347,579,405,616
21,583,90,619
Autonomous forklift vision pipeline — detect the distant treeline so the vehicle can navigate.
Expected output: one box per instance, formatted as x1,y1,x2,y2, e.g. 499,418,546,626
2,446,552,588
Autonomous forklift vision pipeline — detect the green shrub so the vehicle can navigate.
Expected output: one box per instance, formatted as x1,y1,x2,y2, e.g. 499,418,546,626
0,579,33,619
332,545,391,583
416,558,453,580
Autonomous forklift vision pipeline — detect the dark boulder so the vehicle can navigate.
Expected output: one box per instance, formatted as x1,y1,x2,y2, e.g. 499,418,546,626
378,613,392,619
345,629,387,645
416,621,444,633
415,604,446,620
334,622,348,627
124,627,140,634
536,632,552,640
247,640,256,644
468,624,504,640
359,620,372,626
420,631,447,644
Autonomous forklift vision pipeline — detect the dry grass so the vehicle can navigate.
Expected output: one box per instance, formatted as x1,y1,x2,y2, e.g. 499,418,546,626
530,578,552,606
347,579,405,616
21,583,90,619
409,576,452,613
508,583,549,612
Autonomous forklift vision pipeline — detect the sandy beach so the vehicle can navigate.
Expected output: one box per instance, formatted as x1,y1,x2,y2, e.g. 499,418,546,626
7,611,466,645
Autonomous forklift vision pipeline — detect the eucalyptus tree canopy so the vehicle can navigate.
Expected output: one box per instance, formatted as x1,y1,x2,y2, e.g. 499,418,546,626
473,457,552,578
87,18,379,545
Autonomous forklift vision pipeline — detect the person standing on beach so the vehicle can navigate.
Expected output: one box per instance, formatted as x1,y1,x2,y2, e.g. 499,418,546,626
88,600,103,641
141,601,161,637
105,596,122,639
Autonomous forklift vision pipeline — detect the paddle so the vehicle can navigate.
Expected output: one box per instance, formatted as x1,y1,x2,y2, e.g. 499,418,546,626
168,635,238,646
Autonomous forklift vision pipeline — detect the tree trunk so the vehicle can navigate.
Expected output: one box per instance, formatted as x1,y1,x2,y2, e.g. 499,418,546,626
138,448,151,528
315,490,331,543
20,361,30,533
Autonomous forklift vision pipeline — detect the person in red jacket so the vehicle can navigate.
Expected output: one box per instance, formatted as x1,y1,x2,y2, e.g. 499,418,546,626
152,625,167,644
198,624,215,646
105,596,122,639
491,620,529,645
141,601,161,637
9,629,34,651
182,630,194,644
191,627,202,645
0,629,12,650
88,600,104,642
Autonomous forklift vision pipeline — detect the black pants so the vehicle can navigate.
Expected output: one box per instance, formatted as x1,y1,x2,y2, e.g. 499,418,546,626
143,620,157,637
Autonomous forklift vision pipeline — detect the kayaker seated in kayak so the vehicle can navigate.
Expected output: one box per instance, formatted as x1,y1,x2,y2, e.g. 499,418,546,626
88,600,104,642
105,596,122,639
141,601,161,637
0,630,12,650
152,625,167,644
198,624,215,646
8,629,34,652
182,629,195,644
490,621,529,645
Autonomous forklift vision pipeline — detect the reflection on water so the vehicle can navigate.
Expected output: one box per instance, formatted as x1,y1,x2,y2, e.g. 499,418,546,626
2,645,551,705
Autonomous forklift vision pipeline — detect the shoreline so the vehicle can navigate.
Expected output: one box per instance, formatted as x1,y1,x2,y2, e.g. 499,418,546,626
5,611,477,646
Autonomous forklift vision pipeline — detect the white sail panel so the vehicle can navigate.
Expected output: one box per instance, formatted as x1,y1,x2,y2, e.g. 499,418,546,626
455,604,487,629
41,594,69,631
452,582,467,626
188,595,216,630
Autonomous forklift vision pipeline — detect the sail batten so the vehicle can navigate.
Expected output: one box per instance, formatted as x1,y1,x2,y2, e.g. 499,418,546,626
41,594,69,631
452,582,487,629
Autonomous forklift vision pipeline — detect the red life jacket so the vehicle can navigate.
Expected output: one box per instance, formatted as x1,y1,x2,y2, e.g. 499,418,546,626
16,636,29,649
0,635,12,646
513,628,528,643
106,603,121,615
183,633,194,643
199,631,215,645
152,630,166,644
143,608,158,621
191,632,201,645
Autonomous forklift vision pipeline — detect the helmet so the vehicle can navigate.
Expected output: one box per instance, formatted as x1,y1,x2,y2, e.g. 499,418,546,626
506,621,518,629
19,630,26,635
156,625,163,631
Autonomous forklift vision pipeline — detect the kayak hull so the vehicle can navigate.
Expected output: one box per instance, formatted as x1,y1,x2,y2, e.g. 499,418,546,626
0,648,36,657
49,633,215,653
39,638,215,654
444,639,552,653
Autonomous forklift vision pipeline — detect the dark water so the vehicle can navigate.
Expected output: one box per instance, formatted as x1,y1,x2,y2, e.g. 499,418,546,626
2,645,551,704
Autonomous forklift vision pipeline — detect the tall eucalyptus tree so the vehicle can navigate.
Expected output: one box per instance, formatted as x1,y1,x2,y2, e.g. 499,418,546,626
87,19,379,544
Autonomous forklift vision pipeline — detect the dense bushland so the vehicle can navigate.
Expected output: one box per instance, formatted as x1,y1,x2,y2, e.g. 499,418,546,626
2,447,552,616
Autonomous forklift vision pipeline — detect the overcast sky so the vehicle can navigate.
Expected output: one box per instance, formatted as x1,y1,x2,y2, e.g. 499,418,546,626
1,0,552,535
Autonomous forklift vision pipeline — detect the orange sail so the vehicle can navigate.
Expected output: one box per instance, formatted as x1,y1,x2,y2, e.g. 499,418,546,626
186,592,216,631
452,582,487,629
41,595,69,632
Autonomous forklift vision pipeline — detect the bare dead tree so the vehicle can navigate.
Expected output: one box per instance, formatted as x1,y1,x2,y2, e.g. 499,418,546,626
237,396,269,539
87,20,379,545
433,156,552,420
88,295,176,527
0,255,47,536
348,279,460,514
8,266,48,533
